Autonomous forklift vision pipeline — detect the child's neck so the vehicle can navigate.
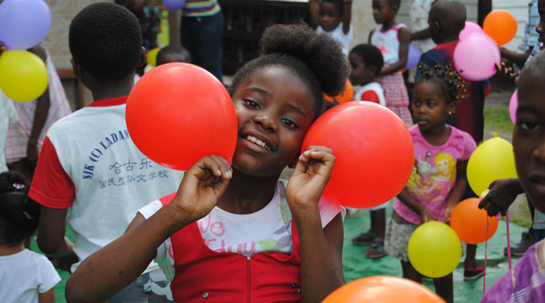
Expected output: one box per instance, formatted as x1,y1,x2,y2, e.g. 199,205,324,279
420,123,451,146
217,168,280,215
358,78,376,87
381,18,396,31
90,77,135,101
0,241,24,257
435,33,460,45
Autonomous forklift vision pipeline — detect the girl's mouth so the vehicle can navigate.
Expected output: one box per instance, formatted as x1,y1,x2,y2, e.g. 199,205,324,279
246,135,272,151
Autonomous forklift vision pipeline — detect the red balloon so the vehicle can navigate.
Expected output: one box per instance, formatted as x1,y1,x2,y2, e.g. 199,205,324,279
126,63,237,170
322,276,445,303
302,102,414,208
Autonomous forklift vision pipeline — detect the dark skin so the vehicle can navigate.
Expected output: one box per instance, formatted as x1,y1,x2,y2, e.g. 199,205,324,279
126,0,159,50
36,47,147,273
65,66,345,303
0,42,50,181
348,52,378,86
427,0,466,45
397,81,466,303
309,0,352,35
369,0,409,76
512,66,545,215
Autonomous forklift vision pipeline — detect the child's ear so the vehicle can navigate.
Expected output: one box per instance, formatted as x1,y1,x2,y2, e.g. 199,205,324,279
137,46,146,68
71,58,82,79
448,101,457,114
368,66,378,77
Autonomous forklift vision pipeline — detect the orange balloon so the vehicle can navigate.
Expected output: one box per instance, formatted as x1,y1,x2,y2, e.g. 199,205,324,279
483,10,517,46
302,102,414,208
322,276,446,303
450,198,499,244
126,63,238,171
324,79,354,103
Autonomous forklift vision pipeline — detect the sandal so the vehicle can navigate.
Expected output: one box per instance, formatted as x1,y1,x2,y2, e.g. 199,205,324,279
365,238,387,259
351,232,376,246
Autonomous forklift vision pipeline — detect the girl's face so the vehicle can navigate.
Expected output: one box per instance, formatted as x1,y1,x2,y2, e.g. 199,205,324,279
372,0,397,25
513,69,545,213
412,81,456,132
231,66,316,178
319,2,342,32
348,53,376,86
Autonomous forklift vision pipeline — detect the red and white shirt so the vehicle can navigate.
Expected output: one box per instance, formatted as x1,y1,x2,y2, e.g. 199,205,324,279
28,95,184,273
354,82,387,106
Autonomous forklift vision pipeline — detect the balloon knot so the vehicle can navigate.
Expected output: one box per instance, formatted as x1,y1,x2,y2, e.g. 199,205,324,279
493,132,498,138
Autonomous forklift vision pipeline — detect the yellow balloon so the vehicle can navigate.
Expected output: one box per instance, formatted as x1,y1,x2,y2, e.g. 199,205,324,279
467,135,517,196
146,47,161,68
0,50,48,103
408,221,462,278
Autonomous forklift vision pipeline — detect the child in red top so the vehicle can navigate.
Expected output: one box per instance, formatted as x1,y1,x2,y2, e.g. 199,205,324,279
349,43,386,106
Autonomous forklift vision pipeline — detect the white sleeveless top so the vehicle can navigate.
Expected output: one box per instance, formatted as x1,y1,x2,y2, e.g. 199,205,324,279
317,23,354,57
370,24,407,64
354,82,386,107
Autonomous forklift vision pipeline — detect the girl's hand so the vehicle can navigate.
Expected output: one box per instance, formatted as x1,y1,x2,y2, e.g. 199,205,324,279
494,62,519,83
478,178,523,217
419,208,433,224
170,155,232,223
443,204,455,224
286,146,335,214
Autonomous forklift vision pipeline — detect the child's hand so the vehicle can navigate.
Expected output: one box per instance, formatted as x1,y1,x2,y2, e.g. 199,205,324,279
170,155,232,223
443,204,455,223
286,146,335,214
419,208,433,224
478,178,523,217
495,62,519,83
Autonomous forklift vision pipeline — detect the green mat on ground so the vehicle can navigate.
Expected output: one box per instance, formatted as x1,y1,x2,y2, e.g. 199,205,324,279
32,205,526,303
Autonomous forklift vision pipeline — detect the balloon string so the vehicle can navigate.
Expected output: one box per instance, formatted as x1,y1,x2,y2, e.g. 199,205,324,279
483,216,489,296
506,211,512,269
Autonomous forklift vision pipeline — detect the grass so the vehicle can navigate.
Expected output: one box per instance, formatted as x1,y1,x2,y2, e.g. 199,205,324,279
483,108,514,132
158,9,170,46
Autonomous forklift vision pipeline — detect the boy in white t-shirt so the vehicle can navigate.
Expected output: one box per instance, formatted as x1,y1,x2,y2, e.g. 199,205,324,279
28,3,184,302
349,44,386,106
310,0,354,56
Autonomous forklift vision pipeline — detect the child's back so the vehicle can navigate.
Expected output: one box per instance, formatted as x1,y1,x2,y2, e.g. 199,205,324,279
416,0,490,143
29,3,183,301
0,171,60,303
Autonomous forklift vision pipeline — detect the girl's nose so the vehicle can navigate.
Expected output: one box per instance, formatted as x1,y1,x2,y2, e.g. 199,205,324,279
533,140,545,163
254,115,279,132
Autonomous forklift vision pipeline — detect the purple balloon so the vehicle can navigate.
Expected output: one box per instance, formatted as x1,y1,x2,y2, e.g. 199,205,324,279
459,21,484,40
509,90,517,124
453,33,500,81
163,0,187,10
0,0,51,50
406,44,422,70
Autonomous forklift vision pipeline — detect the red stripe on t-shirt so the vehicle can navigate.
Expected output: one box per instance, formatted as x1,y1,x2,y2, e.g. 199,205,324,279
29,137,75,209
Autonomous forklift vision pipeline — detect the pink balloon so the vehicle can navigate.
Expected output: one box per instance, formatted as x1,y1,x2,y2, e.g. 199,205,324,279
460,22,484,40
509,90,517,124
454,33,500,81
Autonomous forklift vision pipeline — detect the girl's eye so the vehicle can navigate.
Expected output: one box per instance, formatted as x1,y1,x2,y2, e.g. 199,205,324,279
519,121,539,131
281,118,297,129
428,102,435,108
413,101,420,107
244,99,259,109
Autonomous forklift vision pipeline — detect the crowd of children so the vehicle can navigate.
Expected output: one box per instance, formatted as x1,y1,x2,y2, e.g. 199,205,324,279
1,0,543,302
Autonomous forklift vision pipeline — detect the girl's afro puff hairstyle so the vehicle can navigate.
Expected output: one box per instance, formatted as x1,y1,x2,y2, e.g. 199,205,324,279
228,23,350,120
0,171,39,244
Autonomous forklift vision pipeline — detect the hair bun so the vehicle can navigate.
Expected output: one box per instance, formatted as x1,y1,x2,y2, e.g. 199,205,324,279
260,23,349,97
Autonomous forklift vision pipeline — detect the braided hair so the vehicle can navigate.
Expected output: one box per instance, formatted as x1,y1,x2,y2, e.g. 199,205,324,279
0,171,40,244
416,62,466,104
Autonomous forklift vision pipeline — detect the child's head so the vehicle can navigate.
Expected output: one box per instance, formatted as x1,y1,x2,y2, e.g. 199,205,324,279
125,0,145,12
537,0,545,47
513,50,545,214
69,3,142,84
0,171,39,246
372,0,400,25
348,44,384,86
156,45,192,66
412,63,464,131
319,0,344,32
428,0,466,44
227,24,348,176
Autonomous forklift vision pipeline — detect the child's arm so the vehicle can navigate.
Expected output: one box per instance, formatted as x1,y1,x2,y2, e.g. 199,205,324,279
478,178,524,216
38,288,55,303
443,160,468,223
397,187,433,223
26,44,50,167
410,28,430,41
66,155,232,303
309,0,320,29
37,208,79,272
342,0,352,35
286,146,345,303
378,27,410,76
